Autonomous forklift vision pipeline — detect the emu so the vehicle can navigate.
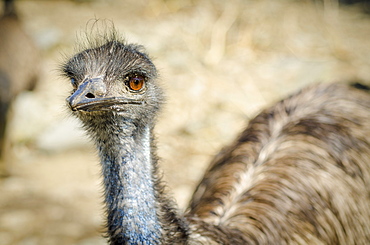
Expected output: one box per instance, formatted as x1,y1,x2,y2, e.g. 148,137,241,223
62,31,370,244
0,0,39,176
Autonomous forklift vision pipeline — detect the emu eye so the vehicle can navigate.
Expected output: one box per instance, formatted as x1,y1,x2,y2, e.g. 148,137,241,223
128,76,145,91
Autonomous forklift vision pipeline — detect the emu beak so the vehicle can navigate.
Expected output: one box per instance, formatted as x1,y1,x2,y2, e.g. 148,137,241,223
68,77,106,111
68,77,144,112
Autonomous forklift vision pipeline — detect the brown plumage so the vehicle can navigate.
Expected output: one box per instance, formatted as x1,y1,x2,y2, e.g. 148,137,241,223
63,30,370,244
186,82,370,244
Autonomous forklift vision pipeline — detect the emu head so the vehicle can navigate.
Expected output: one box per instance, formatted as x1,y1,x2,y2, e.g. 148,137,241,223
62,38,163,127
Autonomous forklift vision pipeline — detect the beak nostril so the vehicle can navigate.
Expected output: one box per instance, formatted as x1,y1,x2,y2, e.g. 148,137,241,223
86,93,95,99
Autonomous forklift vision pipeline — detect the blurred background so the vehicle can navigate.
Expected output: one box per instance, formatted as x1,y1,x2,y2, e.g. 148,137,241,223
0,0,369,244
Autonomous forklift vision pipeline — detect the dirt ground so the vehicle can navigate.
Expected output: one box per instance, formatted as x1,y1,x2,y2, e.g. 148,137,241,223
0,0,370,244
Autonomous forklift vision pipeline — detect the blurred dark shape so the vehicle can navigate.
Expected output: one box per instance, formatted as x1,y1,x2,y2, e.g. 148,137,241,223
339,0,369,4
0,0,40,177
339,0,370,12
351,82,370,91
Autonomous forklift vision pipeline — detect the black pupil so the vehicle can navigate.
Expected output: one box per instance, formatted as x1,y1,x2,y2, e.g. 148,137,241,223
133,77,141,84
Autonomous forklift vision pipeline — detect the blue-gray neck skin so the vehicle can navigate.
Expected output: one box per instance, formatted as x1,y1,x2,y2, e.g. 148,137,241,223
95,118,161,244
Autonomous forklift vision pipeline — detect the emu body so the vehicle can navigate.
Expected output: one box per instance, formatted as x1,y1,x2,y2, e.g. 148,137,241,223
187,83,370,244
63,34,370,244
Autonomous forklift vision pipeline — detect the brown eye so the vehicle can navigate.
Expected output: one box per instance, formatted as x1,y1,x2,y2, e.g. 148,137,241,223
128,76,145,91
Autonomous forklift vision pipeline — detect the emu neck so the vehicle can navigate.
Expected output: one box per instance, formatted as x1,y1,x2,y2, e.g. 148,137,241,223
95,118,161,244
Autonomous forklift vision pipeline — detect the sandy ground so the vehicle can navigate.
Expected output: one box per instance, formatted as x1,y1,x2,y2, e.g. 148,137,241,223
0,0,370,244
